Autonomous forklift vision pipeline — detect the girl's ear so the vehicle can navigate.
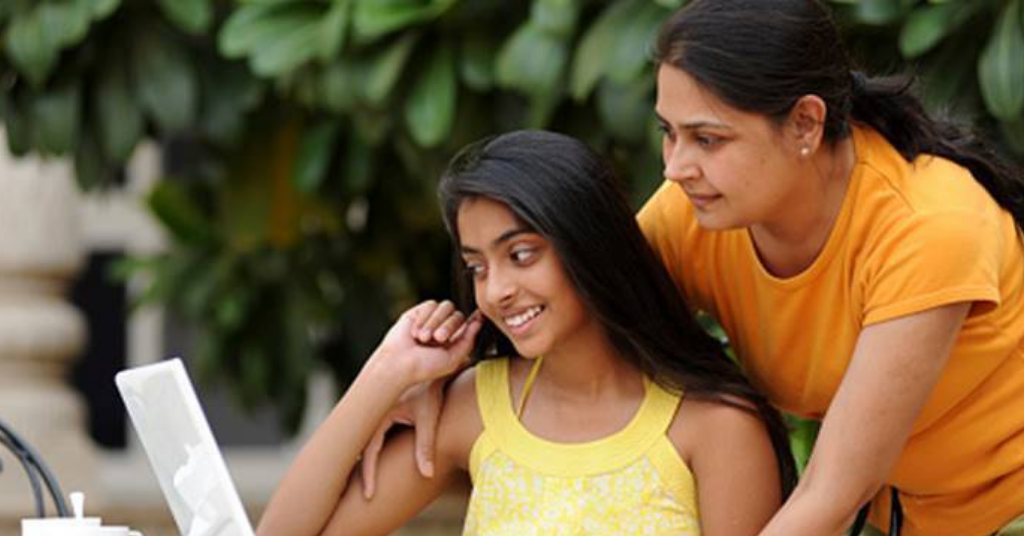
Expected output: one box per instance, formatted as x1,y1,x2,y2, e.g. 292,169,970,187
787,94,827,158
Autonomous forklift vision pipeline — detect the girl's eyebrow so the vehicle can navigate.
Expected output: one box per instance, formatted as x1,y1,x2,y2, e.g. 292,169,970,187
460,227,534,254
654,111,732,131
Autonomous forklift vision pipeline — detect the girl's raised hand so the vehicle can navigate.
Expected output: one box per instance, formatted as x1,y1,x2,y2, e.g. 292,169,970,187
372,301,481,386
360,302,481,499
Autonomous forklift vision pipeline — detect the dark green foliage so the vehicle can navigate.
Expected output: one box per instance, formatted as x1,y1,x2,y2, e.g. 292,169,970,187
2,0,1022,433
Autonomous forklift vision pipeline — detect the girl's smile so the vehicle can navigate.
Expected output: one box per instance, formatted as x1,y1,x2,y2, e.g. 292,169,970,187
456,197,596,360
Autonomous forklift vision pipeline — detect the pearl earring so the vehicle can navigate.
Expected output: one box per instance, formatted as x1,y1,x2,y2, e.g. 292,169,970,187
800,146,810,157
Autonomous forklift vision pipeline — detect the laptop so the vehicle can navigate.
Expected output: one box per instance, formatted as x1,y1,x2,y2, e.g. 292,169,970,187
115,358,256,536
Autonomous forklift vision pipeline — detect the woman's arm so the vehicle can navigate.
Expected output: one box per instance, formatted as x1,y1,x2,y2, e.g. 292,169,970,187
673,398,782,536
255,302,481,536
756,302,970,536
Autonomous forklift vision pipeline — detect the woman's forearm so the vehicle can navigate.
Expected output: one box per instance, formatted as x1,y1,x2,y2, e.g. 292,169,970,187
256,352,407,536
755,475,874,536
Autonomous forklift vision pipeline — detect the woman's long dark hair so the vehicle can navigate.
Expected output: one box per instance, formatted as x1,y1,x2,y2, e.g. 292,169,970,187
438,130,797,497
655,0,1024,229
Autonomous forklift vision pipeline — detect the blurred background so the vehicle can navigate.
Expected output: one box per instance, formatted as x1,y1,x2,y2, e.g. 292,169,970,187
1,0,1022,534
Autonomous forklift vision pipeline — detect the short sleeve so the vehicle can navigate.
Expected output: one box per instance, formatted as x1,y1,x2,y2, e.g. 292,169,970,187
861,209,1002,326
638,180,684,269
637,180,706,307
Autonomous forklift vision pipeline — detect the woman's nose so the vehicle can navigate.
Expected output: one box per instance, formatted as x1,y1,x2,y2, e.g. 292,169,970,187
664,151,701,184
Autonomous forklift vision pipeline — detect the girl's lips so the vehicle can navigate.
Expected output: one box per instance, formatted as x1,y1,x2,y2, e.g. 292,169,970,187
503,305,545,337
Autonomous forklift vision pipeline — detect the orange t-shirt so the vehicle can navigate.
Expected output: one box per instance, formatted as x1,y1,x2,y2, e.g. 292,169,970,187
638,125,1024,536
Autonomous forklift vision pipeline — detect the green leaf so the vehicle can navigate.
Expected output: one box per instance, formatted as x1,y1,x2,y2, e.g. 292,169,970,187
156,0,212,34
200,61,265,146
87,0,122,21
318,59,359,112
352,0,456,42
42,1,92,47
999,117,1024,156
132,27,198,132
531,0,579,39
404,42,456,148
294,122,339,193
147,181,217,245
94,58,144,162
1,93,33,156
570,0,665,100
855,0,908,26
359,33,417,105
319,0,351,62
219,3,321,58
604,1,666,84
899,3,956,58
496,22,568,98
248,14,322,76
5,9,59,86
596,77,653,143
74,128,114,190
341,135,374,194
458,32,495,91
32,83,81,155
978,0,1024,120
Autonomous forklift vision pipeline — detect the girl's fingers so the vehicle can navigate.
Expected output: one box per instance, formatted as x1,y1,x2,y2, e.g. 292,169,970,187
409,300,438,338
449,310,482,341
448,315,483,366
416,300,457,343
433,311,467,343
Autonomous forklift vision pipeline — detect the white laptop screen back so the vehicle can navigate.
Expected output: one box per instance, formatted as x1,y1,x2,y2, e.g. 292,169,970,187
116,358,255,536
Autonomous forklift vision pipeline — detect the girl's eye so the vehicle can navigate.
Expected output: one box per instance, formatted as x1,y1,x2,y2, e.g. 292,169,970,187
511,248,537,264
464,261,486,278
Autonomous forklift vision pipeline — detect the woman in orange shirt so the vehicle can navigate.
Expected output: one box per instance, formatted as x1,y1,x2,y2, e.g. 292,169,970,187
363,1,1024,535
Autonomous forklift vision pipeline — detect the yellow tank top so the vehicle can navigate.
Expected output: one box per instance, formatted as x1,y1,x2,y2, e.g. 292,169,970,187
463,358,700,536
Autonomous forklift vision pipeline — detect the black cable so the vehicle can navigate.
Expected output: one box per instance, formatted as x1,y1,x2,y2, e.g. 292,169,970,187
0,432,45,517
0,417,69,516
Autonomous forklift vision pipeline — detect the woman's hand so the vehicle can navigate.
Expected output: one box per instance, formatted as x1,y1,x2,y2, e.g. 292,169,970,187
361,301,479,499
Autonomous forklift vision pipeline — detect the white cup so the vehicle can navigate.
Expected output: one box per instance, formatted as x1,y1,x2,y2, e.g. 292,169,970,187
21,517,101,536
21,521,142,536
57,527,141,536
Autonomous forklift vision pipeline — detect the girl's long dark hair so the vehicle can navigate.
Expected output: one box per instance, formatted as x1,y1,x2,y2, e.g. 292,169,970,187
655,0,1024,229
438,130,797,497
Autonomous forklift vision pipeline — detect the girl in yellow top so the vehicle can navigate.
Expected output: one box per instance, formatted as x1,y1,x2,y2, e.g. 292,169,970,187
364,2,1024,536
257,130,795,536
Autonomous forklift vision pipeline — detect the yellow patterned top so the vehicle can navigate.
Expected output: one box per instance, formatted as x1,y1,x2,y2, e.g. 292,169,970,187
463,358,701,536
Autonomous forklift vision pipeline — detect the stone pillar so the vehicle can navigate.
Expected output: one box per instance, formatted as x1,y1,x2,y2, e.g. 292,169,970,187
0,128,96,520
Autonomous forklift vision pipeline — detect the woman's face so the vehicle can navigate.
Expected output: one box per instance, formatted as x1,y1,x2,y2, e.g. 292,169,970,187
456,197,594,359
655,64,801,231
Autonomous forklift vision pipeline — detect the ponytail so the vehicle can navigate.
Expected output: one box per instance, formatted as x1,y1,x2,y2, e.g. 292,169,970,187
849,71,1024,229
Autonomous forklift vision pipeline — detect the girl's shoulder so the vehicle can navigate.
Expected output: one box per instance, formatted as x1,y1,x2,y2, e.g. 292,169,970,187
437,366,484,469
667,395,773,465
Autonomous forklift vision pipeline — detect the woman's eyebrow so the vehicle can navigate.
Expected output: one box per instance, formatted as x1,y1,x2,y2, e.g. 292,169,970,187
654,110,732,131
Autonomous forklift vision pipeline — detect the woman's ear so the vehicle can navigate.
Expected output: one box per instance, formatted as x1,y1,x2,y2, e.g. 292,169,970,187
788,95,827,158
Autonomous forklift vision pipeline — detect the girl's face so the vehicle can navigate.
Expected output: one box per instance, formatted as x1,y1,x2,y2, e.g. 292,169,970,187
655,64,802,231
456,197,595,359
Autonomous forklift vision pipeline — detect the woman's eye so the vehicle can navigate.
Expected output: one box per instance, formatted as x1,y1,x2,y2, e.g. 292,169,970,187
657,123,675,140
695,134,721,148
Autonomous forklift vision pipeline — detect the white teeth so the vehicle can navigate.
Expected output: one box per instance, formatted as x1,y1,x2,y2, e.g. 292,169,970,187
504,306,543,328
